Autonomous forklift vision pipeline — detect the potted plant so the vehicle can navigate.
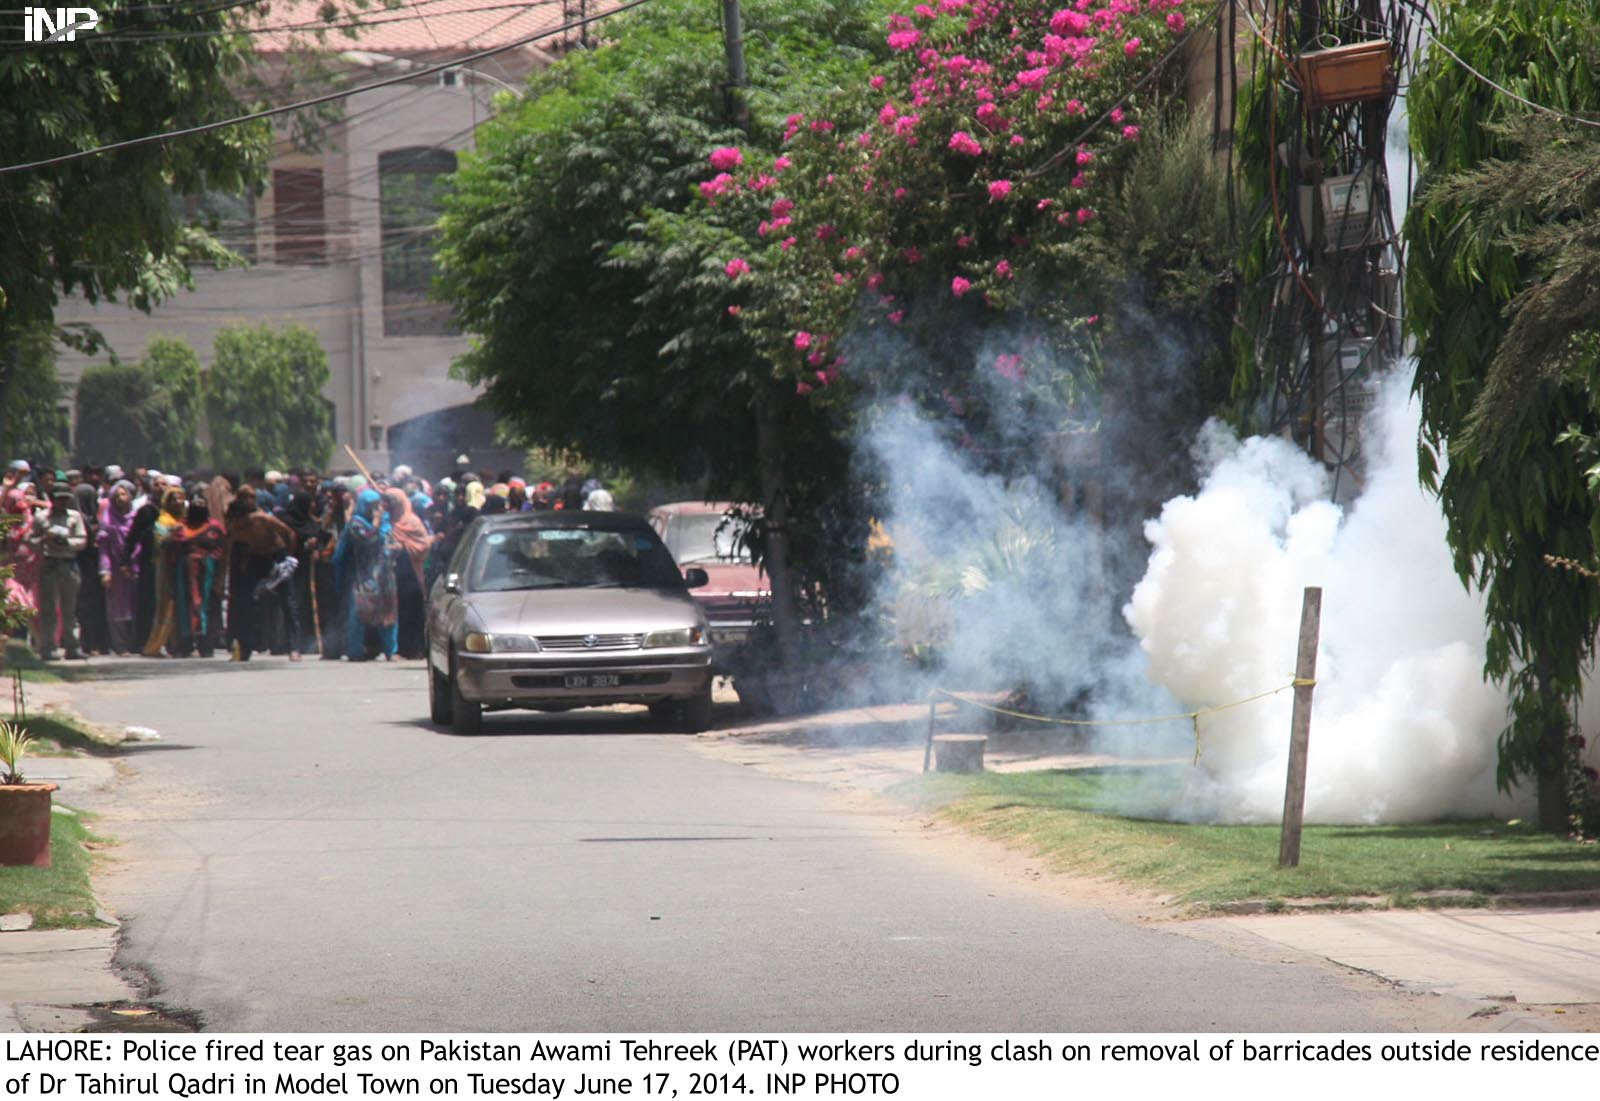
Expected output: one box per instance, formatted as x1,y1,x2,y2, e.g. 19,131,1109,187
0,720,56,867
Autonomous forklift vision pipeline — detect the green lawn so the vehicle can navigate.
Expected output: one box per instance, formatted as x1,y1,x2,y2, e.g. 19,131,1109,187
3,637,61,684
895,766,1600,910
0,809,107,928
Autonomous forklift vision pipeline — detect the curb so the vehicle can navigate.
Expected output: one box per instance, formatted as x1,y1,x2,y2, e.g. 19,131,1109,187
1203,888,1600,916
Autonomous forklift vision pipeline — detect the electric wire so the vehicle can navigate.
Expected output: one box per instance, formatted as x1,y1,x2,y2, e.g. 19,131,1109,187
0,0,650,175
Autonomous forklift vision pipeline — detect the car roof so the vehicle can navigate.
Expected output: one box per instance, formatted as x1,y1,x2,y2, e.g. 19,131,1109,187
474,510,655,533
648,501,738,516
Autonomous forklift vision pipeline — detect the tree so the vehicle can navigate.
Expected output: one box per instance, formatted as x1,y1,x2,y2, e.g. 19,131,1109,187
0,0,269,458
1407,0,1600,832
437,0,901,625
73,337,206,471
1,329,68,469
206,325,334,472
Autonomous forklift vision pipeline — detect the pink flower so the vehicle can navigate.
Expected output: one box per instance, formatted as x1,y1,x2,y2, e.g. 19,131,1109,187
773,156,793,172
1076,146,1095,166
987,179,1013,202
793,332,812,351
727,305,742,316
1124,37,1142,58
1070,172,1087,189
887,29,921,51
879,103,898,125
948,130,984,156
808,351,826,365
975,102,1003,129
1036,198,1055,210
1076,206,1096,224
1122,124,1141,141
832,273,848,285
771,197,794,218
1016,66,1049,88
749,173,777,191
810,119,835,133
1085,314,1099,326
993,353,1025,381
902,247,923,264
780,237,797,250
845,246,863,260
709,146,743,170
796,381,814,395
870,74,886,90
951,276,972,297
1064,98,1085,115
1167,11,1186,34
995,259,1013,278
1110,106,1125,124
956,234,974,248
724,258,750,280
1050,10,1090,35
866,272,885,290
887,310,905,325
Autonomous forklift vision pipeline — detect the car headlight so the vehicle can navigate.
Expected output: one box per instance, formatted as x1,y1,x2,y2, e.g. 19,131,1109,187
462,632,541,653
643,627,707,648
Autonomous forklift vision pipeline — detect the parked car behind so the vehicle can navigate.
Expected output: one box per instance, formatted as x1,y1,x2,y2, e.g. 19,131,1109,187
647,502,771,667
426,511,714,735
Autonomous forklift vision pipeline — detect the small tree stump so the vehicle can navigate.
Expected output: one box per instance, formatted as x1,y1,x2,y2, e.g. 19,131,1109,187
932,734,986,773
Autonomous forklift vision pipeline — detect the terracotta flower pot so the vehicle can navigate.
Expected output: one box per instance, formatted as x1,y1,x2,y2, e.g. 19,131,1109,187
0,783,58,867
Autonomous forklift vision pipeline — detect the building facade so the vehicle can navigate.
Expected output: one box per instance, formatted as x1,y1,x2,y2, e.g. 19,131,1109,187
54,1,607,478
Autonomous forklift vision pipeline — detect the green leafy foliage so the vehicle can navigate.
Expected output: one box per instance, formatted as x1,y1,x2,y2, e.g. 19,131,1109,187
1,329,68,468
1406,0,1600,830
72,337,204,471
206,325,334,472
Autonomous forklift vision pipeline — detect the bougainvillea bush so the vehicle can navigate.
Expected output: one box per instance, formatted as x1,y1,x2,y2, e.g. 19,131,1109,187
683,0,1204,453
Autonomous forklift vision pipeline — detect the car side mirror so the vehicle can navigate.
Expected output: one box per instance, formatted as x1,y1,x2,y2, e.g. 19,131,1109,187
444,573,461,594
683,567,709,589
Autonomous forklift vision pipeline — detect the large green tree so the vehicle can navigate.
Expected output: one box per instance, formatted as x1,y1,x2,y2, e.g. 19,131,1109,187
73,337,205,470
1407,0,1600,832
206,324,334,472
1,328,68,469
0,0,270,459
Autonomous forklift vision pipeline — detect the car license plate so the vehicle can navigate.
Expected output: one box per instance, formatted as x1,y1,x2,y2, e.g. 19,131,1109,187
564,674,620,689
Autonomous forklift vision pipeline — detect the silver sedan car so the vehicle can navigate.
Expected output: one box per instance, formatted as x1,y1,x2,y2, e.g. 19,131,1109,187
426,511,714,735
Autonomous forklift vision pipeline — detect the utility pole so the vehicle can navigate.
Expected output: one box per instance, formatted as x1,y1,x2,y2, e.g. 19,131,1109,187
721,0,800,668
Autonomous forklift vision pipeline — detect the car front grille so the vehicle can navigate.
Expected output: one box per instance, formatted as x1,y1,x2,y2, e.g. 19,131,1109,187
537,633,644,652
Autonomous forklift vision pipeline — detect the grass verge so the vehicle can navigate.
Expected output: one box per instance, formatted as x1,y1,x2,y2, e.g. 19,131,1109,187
0,809,108,928
893,766,1600,910
4,638,61,685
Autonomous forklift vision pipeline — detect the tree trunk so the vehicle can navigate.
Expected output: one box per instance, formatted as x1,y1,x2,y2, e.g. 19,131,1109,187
1534,665,1572,834
755,384,801,668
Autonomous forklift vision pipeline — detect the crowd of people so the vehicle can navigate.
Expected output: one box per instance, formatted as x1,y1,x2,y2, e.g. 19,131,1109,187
1,459,617,664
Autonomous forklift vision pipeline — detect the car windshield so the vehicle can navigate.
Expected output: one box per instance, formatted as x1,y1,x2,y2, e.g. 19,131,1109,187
467,526,686,592
668,513,753,564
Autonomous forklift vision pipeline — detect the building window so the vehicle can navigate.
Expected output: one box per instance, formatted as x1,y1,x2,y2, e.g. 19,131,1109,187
379,147,458,336
272,167,326,264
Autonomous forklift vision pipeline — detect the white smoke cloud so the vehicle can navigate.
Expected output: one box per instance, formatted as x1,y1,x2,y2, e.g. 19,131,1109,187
1124,373,1531,824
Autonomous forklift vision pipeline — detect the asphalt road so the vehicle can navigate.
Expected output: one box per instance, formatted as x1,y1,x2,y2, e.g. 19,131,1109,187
64,656,1451,1032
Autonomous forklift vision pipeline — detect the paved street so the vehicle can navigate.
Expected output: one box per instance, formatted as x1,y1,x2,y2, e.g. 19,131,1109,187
56,657,1478,1032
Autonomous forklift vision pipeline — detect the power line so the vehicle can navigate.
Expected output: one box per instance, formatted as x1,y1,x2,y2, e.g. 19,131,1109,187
0,0,646,177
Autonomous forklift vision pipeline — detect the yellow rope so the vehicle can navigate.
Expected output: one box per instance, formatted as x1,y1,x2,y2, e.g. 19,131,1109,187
931,678,1318,764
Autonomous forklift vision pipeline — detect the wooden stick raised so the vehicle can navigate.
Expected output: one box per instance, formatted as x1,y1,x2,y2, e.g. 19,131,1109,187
342,443,376,486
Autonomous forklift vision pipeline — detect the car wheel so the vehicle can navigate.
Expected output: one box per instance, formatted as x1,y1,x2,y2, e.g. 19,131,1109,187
448,653,482,736
675,684,714,734
428,657,454,726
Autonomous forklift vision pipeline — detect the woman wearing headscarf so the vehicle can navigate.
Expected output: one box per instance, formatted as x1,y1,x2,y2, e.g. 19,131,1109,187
96,481,140,654
73,481,110,654
333,489,397,661
314,485,348,659
141,487,187,657
168,491,228,658
464,480,486,511
382,488,435,660
2,485,41,632
123,480,161,650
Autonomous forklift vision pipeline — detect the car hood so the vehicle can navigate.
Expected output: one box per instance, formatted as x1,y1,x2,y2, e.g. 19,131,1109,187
688,561,770,598
461,586,703,635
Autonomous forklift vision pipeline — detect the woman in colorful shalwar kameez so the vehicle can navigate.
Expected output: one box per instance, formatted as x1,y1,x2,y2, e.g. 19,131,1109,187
333,489,397,661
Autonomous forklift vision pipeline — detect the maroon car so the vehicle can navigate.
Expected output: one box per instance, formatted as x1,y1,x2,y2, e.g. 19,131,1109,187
648,502,770,664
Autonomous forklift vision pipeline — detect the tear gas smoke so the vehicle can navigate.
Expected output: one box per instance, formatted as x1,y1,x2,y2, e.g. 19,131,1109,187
1126,374,1529,824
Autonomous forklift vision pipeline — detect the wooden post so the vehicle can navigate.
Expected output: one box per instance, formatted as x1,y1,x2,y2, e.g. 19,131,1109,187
1278,586,1322,867
923,695,937,773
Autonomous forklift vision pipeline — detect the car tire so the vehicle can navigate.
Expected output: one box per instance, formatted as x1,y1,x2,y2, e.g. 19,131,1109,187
428,657,454,726
675,684,714,734
448,653,482,736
